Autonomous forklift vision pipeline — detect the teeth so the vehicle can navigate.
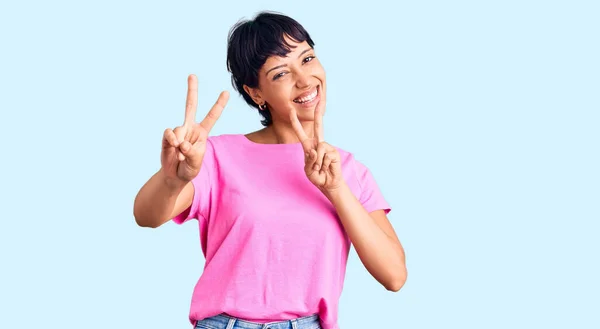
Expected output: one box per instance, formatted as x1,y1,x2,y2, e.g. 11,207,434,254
294,89,317,103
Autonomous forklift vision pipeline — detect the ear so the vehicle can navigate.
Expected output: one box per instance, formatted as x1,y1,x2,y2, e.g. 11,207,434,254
243,85,264,107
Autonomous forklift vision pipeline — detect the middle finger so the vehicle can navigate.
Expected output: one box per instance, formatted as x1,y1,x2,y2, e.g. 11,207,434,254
314,142,327,171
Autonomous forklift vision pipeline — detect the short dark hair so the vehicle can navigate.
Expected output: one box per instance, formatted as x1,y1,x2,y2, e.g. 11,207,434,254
226,11,315,126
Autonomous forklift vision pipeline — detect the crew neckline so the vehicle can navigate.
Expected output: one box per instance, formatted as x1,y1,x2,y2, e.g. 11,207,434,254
238,133,304,149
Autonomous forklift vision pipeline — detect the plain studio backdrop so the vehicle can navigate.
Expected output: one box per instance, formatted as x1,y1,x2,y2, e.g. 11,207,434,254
0,1,598,328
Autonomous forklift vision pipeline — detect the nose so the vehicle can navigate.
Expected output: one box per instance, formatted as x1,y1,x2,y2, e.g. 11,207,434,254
295,69,311,89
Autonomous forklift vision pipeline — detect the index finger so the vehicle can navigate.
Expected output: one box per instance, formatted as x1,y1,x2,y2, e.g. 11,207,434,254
184,74,198,125
198,91,230,132
289,108,310,145
314,86,326,143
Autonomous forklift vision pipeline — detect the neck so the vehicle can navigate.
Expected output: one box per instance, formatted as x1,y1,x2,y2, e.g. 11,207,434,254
265,119,314,144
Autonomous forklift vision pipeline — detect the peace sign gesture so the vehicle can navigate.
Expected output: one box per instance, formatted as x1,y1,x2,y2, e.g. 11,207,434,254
161,74,229,183
289,89,343,192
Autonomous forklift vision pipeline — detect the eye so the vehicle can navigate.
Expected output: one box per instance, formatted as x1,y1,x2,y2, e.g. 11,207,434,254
303,55,315,64
273,72,287,80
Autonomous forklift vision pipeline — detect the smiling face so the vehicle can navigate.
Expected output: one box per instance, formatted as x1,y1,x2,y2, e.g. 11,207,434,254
243,36,326,124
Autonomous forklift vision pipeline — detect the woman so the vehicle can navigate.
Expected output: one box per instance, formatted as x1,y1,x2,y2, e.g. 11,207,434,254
134,11,407,329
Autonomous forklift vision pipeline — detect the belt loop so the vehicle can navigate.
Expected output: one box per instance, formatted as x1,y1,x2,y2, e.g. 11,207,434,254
291,318,298,329
226,317,236,329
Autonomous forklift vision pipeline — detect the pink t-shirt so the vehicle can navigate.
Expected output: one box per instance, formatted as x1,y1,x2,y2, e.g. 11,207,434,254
173,134,391,329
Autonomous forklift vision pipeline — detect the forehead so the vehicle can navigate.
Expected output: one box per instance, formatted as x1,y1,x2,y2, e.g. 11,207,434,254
262,38,313,67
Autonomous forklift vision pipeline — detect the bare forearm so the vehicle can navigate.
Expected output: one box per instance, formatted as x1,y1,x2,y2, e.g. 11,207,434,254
324,184,406,291
133,169,191,228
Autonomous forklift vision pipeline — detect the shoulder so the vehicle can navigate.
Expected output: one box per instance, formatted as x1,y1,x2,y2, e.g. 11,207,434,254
203,133,247,152
206,133,242,145
332,145,372,192
334,145,384,191
334,145,368,173
195,134,244,168
334,146,390,212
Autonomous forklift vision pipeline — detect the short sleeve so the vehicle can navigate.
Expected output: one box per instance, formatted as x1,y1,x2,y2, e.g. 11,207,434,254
354,158,391,214
172,139,216,224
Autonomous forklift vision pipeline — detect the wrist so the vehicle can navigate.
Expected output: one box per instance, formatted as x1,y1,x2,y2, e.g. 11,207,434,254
322,182,349,202
158,169,188,192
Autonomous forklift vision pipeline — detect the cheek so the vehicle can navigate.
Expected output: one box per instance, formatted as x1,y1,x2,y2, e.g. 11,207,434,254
312,59,325,71
266,82,295,104
310,63,326,81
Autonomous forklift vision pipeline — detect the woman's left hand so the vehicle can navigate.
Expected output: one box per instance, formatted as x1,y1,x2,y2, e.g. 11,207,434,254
289,99,344,193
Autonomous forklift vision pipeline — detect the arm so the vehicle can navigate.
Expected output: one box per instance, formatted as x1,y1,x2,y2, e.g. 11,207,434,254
287,89,405,291
324,184,407,292
133,169,194,228
133,74,229,228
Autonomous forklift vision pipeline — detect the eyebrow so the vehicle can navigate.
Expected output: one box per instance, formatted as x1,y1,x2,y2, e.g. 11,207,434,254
297,48,312,58
265,48,313,76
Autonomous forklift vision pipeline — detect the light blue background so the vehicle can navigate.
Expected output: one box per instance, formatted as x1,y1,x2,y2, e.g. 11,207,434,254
1,1,598,328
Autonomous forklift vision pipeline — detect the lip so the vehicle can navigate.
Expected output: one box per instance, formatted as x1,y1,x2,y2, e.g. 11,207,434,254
293,85,321,109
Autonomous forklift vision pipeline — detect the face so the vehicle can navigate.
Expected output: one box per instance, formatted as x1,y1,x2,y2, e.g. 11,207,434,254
244,36,326,123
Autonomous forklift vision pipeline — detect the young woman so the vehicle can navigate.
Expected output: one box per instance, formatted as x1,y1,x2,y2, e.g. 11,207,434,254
134,11,407,329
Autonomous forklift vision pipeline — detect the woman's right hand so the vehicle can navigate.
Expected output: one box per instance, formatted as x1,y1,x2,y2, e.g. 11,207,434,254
161,74,229,185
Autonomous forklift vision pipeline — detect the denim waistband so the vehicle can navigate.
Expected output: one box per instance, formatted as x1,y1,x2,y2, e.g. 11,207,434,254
195,313,321,329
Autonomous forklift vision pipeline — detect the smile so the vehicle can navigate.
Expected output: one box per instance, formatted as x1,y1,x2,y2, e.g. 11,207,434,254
293,88,318,104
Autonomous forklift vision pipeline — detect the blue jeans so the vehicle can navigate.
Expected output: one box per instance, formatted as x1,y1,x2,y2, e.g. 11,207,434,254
194,313,322,329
